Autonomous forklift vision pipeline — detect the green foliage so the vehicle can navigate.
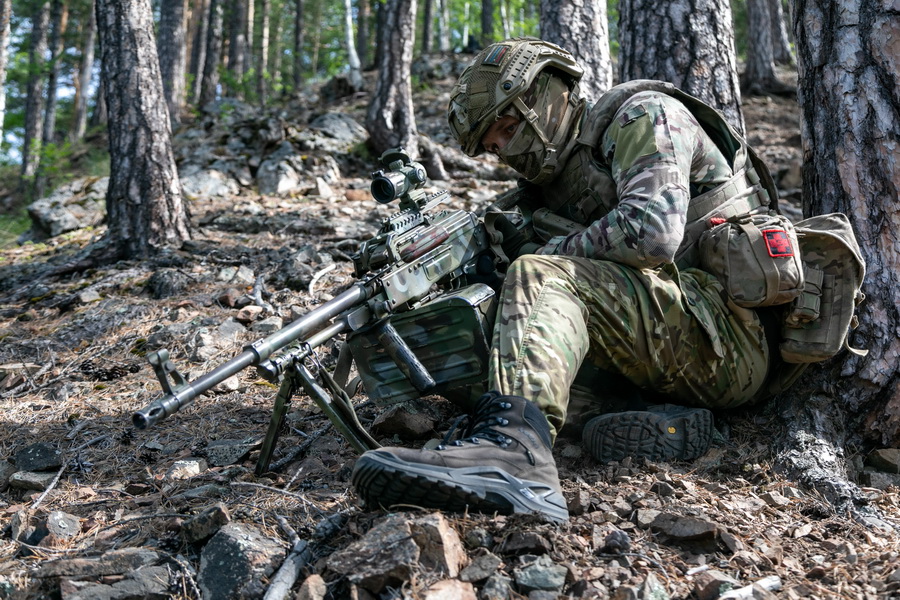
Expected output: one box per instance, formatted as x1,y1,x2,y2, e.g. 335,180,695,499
0,208,31,249
731,0,748,60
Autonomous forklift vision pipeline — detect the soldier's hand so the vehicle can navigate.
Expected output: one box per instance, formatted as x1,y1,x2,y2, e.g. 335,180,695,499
494,214,540,260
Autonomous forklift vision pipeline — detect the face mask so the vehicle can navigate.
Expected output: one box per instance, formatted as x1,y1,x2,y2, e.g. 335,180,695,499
498,120,545,181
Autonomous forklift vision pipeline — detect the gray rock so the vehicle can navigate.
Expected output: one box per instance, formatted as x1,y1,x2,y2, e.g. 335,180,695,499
182,503,231,543
0,461,17,491
198,523,286,600
59,565,171,600
499,531,552,555
257,141,306,195
180,167,240,199
25,177,108,240
859,470,900,490
250,316,284,333
165,458,208,480
37,548,160,578
46,511,81,541
326,514,420,592
171,483,229,502
146,269,194,299
217,265,256,286
480,574,513,600
9,471,58,491
206,439,260,466
866,448,900,473
460,551,501,582
308,112,368,147
371,403,438,439
513,555,567,593
694,569,740,600
15,442,62,471
464,527,494,550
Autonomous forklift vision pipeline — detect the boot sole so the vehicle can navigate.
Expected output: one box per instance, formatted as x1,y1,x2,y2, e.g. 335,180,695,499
583,407,713,463
352,450,569,523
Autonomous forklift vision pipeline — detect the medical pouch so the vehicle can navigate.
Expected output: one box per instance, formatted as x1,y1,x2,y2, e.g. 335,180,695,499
779,213,867,363
699,212,804,308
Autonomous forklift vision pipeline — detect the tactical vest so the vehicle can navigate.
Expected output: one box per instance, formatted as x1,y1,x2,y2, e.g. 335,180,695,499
537,80,781,270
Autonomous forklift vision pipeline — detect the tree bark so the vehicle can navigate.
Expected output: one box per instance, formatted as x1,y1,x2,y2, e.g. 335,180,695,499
158,0,188,125
343,0,363,89
437,0,450,52
199,0,223,108
480,0,493,49
742,0,789,95
72,0,97,141
357,0,371,68
22,1,50,180
96,0,190,257
366,0,418,159
618,0,745,134
768,0,794,66
540,0,612,103
293,0,305,89
258,0,271,103
188,0,209,103
777,0,900,522
421,0,433,54
227,0,248,97
0,0,12,146
41,0,66,147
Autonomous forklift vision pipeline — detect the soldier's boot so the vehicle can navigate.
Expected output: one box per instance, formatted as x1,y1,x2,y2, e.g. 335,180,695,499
351,392,569,523
582,404,714,463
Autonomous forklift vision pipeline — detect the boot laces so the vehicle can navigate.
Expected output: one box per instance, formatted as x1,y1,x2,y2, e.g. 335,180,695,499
436,396,536,465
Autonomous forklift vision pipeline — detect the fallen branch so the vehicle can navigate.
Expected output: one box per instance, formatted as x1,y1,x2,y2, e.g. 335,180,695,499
308,264,336,297
253,274,275,314
262,516,313,600
229,482,325,515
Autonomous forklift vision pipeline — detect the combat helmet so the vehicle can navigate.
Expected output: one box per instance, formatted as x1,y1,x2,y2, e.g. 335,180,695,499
448,38,583,159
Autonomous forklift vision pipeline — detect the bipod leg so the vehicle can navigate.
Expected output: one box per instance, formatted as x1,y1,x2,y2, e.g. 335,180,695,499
295,363,380,454
255,374,295,476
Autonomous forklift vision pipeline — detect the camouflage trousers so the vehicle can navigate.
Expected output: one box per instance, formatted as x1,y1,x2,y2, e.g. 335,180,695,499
487,255,770,441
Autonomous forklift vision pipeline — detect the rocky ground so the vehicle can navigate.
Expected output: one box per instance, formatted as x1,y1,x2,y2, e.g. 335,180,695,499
0,64,898,600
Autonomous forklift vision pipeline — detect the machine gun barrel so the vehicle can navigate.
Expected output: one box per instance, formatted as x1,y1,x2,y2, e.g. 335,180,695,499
132,281,374,430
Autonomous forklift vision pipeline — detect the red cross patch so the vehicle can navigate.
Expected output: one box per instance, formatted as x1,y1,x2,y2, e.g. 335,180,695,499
763,229,794,257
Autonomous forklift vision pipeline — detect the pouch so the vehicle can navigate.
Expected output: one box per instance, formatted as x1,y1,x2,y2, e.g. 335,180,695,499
699,212,804,308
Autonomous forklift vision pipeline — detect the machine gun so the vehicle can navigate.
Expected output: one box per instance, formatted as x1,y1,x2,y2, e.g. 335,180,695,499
132,149,503,474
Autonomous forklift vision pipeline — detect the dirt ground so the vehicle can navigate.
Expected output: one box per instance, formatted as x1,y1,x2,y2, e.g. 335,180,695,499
0,71,898,600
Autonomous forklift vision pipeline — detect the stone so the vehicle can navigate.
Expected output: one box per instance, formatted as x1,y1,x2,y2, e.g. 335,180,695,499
24,177,108,240
513,555,567,593
694,569,740,600
197,523,285,600
315,177,334,199
44,511,81,543
409,513,468,577
296,573,328,600
9,471,57,491
180,168,239,199
217,265,256,286
308,112,368,148
11,509,48,545
651,481,676,497
422,579,476,600
480,574,513,600
459,550,502,582
182,503,231,543
170,484,228,502
598,528,632,554
146,269,194,300
567,489,592,515
15,442,63,471
464,527,493,549
206,439,259,466
326,514,420,593
866,448,900,474
36,548,160,578
59,565,171,600
499,531,552,555
859,470,900,489
77,289,101,304
371,403,438,439
257,141,306,195
165,458,207,480
760,491,790,507
235,305,264,323
0,461,17,491
250,316,284,333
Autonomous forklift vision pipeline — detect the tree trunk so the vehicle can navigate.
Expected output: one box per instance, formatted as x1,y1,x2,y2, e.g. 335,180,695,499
421,0,433,54
22,1,50,180
365,0,418,158
0,0,12,146
357,0,371,68
437,0,450,53
768,0,794,66
42,0,66,147
188,0,209,103
90,75,107,127
499,0,509,39
270,6,283,88
343,0,363,89
258,0,270,103
158,0,188,125
199,0,223,108
618,0,745,134
462,1,470,50
293,0,304,89
742,0,787,95
227,0,248,97
72,0,97,141
480,0,493,49
540,0,611,103
96,0,190,258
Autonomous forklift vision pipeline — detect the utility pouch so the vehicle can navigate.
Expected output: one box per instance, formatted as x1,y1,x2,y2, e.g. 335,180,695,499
779,213,867,363
699,212,804,308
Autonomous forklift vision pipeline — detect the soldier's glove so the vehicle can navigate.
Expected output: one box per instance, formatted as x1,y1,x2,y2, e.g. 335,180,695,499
493,213,540,260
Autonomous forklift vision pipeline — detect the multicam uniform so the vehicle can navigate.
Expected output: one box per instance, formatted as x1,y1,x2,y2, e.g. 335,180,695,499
488,89,770,440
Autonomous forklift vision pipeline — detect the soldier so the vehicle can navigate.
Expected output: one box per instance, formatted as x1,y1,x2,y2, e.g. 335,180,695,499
352,38,781,522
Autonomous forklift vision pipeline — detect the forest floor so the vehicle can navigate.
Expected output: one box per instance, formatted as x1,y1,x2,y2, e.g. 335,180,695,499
0,67,898,600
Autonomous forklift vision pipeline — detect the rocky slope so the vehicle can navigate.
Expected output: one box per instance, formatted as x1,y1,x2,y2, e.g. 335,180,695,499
0,66,898,600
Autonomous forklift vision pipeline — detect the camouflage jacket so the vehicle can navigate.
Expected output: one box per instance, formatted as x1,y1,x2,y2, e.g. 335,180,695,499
533,81,774,269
